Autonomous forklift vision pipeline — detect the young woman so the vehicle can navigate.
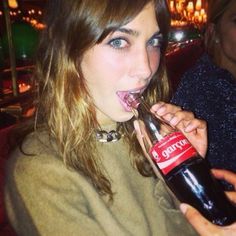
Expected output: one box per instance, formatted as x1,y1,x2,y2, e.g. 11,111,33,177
4,0,236,235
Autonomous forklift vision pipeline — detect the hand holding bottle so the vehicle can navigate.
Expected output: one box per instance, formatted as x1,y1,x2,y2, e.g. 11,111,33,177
150,102,207,158
180,169,236,236
134,101,207,170
127,94,236,225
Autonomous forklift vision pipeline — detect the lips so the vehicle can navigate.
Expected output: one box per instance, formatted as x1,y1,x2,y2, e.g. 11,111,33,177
116,86,147,112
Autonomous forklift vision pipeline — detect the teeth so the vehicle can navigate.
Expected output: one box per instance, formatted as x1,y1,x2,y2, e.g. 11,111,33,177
130,90,141,94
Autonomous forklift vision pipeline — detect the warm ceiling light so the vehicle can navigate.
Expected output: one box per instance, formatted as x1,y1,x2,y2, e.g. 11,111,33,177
195,0,202,11
8,0,18,9
186,1,194,13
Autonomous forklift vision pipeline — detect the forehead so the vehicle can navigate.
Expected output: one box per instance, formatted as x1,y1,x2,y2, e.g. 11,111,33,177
123,2,159,32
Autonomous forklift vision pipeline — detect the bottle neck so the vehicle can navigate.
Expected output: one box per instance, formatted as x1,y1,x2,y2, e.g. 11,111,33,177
124,93,142,109
123,93,175,142
136,99,175,142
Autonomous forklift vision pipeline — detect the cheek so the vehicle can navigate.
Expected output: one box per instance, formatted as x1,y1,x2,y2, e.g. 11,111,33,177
98,53,127,81
221,29,236,56
83,50,124,90
149,50,161,72
221,25,236,46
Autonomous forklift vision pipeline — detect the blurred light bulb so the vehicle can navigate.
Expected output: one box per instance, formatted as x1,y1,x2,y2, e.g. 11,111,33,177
8,0,18,9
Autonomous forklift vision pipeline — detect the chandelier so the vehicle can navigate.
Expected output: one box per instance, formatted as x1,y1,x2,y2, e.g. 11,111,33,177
168,0,207,28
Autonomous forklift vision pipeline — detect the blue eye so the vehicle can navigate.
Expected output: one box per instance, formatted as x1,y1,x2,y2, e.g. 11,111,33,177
108,38,128,49
148,37,162,48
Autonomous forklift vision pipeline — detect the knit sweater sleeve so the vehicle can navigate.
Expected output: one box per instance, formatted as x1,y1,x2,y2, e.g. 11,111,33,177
5,132,199,236
4,148,107,236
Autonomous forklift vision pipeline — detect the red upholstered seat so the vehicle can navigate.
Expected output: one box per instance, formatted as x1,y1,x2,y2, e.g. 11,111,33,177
166,40,204,93
0,125,16,235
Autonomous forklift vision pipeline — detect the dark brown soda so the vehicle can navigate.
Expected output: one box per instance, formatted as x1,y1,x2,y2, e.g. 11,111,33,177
165,156,236,226
123,93,236,226
140,107,236,226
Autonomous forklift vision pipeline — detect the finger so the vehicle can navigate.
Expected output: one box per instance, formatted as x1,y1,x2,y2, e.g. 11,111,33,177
152,105,193,130
151,103,208,158
211,169,236,188
150,103,204,135
151,103,206,133
225,192,236,205
183,119,207,133
180,203,220,236
168,111,194,129
151,102,182,118
153,106,199,133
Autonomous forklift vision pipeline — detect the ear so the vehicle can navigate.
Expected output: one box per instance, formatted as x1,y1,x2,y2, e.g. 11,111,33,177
211,23,221,43
205,23,217,40
207,23,215,35
204,23,220,48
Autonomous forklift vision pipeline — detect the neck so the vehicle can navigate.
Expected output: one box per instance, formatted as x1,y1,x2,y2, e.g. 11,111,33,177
215,49,236,79
96,108,117,129
220,59,236,79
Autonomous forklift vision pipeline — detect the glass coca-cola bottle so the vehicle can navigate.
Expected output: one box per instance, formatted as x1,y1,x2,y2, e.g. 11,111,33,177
124,93,236,226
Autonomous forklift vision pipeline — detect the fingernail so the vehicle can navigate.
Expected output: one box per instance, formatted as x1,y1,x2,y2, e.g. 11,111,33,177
170,117,178,126
184,124,193,132
156,106,166,115
156,102,164,108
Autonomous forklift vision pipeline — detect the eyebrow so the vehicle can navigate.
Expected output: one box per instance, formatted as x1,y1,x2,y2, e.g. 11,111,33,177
117,27,161,38
117,28,140,37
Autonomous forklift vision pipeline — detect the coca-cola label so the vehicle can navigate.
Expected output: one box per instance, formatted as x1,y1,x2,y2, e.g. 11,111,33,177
150,132,197,175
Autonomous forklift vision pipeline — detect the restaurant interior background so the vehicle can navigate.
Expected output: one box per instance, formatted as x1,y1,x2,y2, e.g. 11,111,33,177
0,0,206,235
0,0,207,127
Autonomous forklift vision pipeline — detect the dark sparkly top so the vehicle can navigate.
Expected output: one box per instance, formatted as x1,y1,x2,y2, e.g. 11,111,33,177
171,53,236,189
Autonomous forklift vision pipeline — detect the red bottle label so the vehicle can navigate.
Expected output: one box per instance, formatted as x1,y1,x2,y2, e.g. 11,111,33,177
150,132,197,175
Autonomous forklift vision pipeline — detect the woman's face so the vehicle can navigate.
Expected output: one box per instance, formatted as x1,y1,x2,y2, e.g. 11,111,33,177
81,2,161,125
217,1,236,71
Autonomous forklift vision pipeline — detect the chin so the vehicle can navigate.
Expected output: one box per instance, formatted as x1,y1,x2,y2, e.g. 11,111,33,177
113,111,134,123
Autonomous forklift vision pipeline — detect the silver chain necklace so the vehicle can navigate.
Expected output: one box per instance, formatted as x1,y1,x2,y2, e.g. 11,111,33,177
95,129,122,142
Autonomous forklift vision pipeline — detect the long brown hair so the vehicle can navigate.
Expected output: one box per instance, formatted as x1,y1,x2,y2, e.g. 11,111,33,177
22,0,170,200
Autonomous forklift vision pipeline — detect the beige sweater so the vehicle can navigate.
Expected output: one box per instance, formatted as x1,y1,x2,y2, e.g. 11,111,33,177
4,131,197,236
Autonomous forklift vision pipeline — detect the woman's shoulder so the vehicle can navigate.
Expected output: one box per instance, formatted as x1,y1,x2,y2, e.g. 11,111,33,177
5,130,89,195
6,131,65,181
182,54,235,85
10,130,58,161
181,54,216,82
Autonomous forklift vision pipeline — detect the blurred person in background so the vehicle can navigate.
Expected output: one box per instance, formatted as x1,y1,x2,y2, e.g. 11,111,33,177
172,0,236,191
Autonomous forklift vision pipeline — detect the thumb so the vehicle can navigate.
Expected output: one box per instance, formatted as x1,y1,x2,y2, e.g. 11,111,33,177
180,203,219,236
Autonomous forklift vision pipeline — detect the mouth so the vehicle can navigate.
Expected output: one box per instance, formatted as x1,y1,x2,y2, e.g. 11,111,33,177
116,86,146,112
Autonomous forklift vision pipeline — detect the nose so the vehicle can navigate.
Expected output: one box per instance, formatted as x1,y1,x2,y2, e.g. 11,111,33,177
129,47,152,80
